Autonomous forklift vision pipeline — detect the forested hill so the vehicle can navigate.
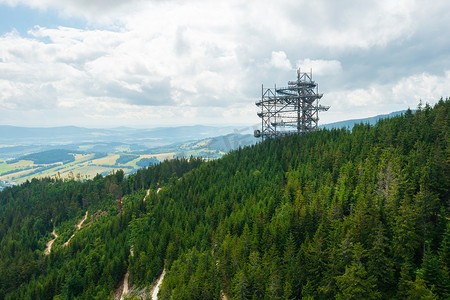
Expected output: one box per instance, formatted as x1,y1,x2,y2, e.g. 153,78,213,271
0,99,449,299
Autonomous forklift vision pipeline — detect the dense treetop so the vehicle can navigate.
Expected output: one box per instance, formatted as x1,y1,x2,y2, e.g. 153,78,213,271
0,99,448,299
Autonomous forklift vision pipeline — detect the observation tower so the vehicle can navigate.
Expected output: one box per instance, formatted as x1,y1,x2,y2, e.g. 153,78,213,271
254,68,329,139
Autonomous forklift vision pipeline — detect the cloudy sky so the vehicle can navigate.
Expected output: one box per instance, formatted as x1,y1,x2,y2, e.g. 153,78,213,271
0,0,449,128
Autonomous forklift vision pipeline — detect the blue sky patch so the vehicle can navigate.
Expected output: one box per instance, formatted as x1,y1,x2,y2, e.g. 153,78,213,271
0,4,86,35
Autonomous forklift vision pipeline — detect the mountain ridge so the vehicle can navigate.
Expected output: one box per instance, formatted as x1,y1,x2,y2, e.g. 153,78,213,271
320,109,410,129
0,99,448,298
0,109,411,143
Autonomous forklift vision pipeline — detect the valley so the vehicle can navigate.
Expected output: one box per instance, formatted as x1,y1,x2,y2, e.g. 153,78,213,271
0,131,256,188
0,112,406,189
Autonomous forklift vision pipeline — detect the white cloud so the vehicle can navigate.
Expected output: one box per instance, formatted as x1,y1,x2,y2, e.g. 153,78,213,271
285,0,415,50
268,51,292,70
322,71,450,124
392,71,450,104
295,59,342,76
0,0,449,127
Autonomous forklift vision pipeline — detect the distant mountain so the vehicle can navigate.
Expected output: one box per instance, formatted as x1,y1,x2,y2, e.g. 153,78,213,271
0,131,258,184
126,125,239,145
203,133,257,152
143,133,257,159
0,125,99,140
320,110,410,129
0,125,237,146
0,109,412,161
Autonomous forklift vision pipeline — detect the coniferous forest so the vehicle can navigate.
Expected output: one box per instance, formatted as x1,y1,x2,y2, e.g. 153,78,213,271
0,99,448,299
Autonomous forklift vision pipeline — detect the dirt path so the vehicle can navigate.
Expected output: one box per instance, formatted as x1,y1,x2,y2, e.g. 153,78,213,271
44,228,58,255
151,269,166,300
437,213,450,221
114,189,163,299
77,211,88,229
120,272,130,300
63,211,88,247
114,272,127,300
144,188,151,202
221,291,229,300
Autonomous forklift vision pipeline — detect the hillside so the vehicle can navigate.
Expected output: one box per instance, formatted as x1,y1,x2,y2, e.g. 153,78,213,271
0,125,239,148
0,99,448,299
0,133,255,188
0,111,406,187
320,110,409,129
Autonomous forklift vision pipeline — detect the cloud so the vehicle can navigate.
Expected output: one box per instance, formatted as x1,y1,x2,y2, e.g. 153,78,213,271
280,0,415,50
174,26,191,56
0,80,58,110
392,71,450,104
268,51,292,70
0,0,146,22
0,0,449,127
295,59,342,76
322,71,450,124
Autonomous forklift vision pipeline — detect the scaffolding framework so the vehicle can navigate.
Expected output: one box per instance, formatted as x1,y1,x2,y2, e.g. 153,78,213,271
254,68,329,139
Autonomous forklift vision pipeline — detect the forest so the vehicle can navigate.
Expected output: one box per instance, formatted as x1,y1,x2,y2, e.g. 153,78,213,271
0,99,448,299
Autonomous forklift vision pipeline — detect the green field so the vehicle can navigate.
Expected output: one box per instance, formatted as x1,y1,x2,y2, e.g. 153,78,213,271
0,133,253,187
0,152,170,184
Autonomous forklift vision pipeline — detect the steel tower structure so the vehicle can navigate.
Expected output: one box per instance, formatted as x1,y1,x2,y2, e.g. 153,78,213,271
254,68,329,139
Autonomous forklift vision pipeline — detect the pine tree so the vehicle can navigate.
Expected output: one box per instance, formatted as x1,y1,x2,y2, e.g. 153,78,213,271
335,262,380,300
231,269,250,300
